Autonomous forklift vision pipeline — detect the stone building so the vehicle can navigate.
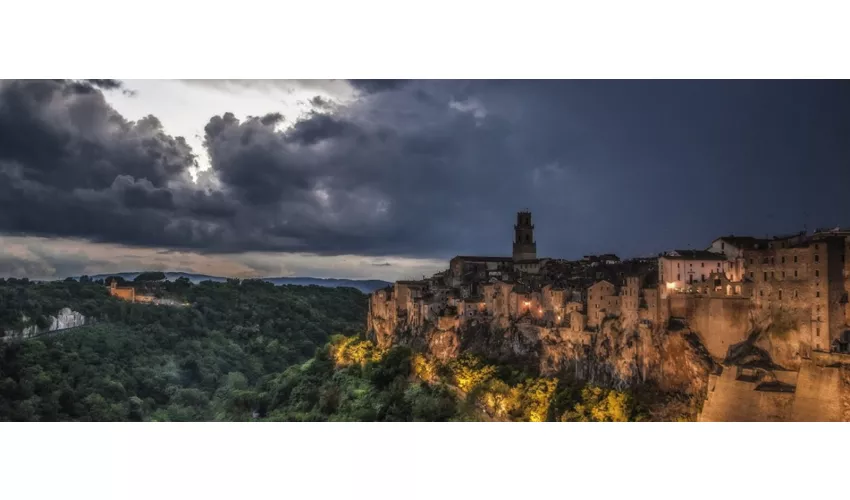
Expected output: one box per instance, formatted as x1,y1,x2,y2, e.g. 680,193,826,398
620,276,641,324
658,249,729,294
108,281,136,302
512,211,537,262
708,235,768,282
743,235,847,353
449,211,545,283
587,280,620,328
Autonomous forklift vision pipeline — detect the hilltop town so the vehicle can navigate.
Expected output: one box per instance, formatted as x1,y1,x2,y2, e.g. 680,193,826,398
367,211,850,421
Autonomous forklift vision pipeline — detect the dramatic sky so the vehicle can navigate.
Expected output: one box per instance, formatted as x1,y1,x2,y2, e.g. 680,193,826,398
1,79,848,281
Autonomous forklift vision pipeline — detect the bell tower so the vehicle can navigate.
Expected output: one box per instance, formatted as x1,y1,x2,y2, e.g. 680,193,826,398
512,211,537,261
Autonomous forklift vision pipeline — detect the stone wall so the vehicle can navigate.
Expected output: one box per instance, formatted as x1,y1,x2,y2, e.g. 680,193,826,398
699,360,846,422
699,368,795,421
683,296,753,360
790,360,843,421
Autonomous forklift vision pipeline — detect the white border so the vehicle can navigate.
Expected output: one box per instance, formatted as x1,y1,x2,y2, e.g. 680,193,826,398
2,0,850,499
2,1,849,78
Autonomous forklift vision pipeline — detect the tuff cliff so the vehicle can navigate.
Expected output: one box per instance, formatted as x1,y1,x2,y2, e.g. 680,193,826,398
368,291,850,421
2,308,87,341
369,306,717,397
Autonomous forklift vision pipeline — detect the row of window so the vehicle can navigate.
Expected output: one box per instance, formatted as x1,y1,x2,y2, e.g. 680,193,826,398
751,269,819,280
758,289,821,299
676,262,723,269
751,254,821,265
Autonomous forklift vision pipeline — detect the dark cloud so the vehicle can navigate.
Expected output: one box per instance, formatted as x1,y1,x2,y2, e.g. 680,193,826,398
1,79,849,263
83,79,137,97
84,79,123,90
309,95,336,111
348,79,409,94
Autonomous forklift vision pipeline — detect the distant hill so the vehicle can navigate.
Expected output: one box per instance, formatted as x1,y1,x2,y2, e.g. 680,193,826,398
70,272,392,294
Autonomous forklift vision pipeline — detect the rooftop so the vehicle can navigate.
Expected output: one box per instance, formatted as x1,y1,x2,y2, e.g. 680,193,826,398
665,250,727,260
713,235,767,248
452,255,514,263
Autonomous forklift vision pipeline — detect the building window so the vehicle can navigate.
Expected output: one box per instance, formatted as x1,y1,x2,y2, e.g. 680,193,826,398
816,327,820,337
779,290,783,300
701,263,704,268
760,290,764,297
816,291,820,298
815,244,819,250
771,258,775,265
815,270,819,277
815,255,820,263
677,274,680,280
794,256,798,263
781,256,785,264
794,270,798,278
749,259,753,265
794,290,798,298
782,272,786,278
763,272,768,281
749,272,754,279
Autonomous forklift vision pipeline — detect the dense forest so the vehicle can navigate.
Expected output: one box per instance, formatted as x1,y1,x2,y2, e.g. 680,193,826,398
0,278,693,421
0,278,366,421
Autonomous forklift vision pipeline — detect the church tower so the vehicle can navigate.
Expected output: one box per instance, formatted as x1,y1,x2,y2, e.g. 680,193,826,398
512,211,537,261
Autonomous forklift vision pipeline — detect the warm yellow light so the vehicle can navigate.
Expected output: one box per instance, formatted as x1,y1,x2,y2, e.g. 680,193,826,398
665,282,676,290
557,315,561,321
523,301,530,307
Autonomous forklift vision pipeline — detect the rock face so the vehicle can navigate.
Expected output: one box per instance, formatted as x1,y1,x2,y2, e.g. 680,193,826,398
370,311,717,396
369,290,849,421
4,308,87,340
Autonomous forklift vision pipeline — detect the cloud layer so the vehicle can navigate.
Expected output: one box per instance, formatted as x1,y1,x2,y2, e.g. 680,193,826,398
2,79,849,275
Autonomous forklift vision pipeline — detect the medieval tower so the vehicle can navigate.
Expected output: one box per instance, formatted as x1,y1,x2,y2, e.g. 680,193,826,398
512,211,537,261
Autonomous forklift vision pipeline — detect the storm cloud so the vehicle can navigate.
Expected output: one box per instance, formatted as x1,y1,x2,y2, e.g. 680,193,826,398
1,79,849,267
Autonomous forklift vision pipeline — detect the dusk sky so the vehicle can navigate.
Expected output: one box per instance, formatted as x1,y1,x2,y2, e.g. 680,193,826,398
1,79,848,281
